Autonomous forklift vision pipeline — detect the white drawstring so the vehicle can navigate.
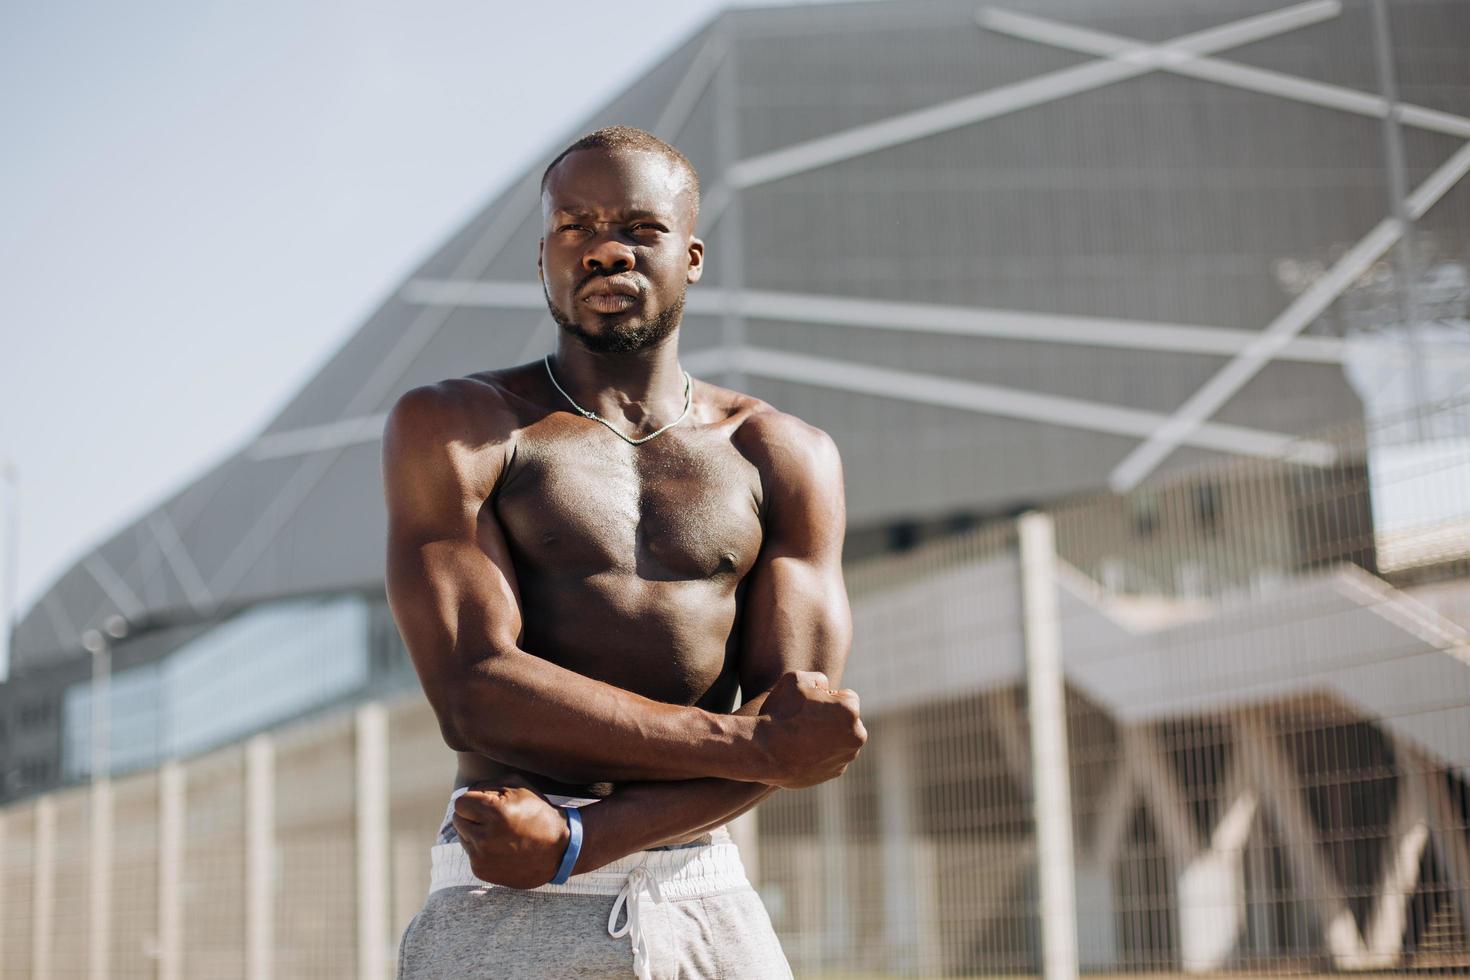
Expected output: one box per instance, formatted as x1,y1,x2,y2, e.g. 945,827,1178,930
608,863,664,980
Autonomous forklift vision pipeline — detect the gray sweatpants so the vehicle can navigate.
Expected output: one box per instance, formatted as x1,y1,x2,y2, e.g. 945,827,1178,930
396,791,792,979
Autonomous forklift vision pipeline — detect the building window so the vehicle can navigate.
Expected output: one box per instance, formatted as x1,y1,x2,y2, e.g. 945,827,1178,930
1193,483,1222,534
61,593,370,780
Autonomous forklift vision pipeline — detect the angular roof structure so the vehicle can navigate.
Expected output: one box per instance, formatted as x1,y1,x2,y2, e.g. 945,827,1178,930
15,0,1470,670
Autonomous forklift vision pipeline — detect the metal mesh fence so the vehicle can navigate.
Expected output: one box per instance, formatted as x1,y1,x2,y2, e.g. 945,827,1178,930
760,521,1030,977
2,413,1470,978
1,805,35,971
49,791,88,977
183,745,246,978
274,715,357,979
1040,400,1470,975
112,772,159,978
385,695,457,956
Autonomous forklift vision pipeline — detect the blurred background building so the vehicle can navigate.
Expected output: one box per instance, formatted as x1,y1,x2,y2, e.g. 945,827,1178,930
2,0,1468,976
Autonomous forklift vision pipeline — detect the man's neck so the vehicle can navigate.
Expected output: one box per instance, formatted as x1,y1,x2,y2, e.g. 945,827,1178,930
548,336,687,429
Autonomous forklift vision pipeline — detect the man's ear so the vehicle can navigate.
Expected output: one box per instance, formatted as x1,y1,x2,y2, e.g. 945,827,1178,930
686,236,705,285
537,239,545,282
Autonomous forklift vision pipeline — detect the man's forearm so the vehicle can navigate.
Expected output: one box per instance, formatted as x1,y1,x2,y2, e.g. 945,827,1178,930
448,646,773,785
573,779,776,872
568,695,780,872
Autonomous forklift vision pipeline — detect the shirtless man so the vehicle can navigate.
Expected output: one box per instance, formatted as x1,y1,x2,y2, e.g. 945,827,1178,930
384,126,865,979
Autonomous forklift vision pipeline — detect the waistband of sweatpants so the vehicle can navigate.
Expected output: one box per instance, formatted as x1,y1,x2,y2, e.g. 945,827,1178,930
429,790,746,899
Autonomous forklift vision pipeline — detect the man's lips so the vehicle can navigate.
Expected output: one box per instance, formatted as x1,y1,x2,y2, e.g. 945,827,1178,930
578,277,642,299
578,277,642,313
583,294,637,314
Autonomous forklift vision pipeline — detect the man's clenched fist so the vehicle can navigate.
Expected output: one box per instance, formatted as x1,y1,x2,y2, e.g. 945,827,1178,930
451,776,570,889
756,671,867,789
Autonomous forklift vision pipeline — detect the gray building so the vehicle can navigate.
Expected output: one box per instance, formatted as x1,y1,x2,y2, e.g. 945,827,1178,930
3,0,1468,847
4,2,1470,975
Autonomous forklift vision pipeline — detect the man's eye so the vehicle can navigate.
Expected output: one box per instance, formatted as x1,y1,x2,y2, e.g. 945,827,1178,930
632,224,663,234
559,224,589,233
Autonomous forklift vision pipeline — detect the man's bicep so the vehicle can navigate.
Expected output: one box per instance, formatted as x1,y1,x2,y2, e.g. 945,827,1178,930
381,385,522,747
739,419,852,695
740,555,851,695
386,531,525,723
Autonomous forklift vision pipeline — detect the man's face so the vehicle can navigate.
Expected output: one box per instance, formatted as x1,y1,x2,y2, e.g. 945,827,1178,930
539,147,704,354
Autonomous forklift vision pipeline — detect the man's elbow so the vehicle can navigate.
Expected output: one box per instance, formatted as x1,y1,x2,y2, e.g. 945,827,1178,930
435,638,518,753
443,699,531,766
441,673,601,784
442,709,604,785
442,667,511,755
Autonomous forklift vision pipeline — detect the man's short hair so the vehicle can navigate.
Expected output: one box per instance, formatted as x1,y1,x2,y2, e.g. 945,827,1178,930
540,126,700,218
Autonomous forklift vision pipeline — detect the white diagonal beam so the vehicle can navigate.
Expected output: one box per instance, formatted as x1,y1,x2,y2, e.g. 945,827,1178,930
698,182,734,231
1236,715,1370,968
239,343,1326,465
1111,140,1470,489
42,591,79,651
978,6,1470,140
1418,752,1470,943
1407,140,1470,218
400,278,1347,363
729,288,1346,363
129,520,164,601
81,553,145,622
145,511,216,615
731,346,1336,464
651,34,727,142
247,414,390,461
1363,753,1428,963
726,0,1342,187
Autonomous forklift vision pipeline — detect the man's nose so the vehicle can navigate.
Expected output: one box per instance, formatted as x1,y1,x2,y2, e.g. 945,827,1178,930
582,234,635,273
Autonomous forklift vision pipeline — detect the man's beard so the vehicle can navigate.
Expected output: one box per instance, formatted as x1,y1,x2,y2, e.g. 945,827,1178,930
545,283,684,355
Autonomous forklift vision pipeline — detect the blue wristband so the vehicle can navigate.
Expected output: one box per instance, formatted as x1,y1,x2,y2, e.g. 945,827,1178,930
549,805,583,885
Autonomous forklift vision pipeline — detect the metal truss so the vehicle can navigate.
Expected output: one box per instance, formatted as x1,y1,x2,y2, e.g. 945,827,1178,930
58,2,1470,643
392,1,1470,490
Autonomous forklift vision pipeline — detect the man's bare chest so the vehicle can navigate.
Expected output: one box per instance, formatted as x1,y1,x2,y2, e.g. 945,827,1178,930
492,426,764,583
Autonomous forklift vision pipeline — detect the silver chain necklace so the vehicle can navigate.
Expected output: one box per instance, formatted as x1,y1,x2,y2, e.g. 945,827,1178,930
543,355,692,446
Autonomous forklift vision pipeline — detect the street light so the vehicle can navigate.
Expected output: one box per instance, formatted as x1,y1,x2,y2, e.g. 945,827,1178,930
81,615,129,784
82,612,127,980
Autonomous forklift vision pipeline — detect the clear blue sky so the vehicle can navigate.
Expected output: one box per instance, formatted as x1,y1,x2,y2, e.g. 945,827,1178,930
0,0,760,670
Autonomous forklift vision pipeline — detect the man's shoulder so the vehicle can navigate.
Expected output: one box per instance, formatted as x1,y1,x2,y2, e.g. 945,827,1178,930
384,362,546,451
716,385,841,484
708,384,845,536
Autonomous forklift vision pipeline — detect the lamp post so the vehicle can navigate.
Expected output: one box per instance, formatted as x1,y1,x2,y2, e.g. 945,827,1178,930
81,613,127,980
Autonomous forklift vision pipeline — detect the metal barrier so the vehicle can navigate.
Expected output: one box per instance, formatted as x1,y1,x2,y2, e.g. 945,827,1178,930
3,402,1470,978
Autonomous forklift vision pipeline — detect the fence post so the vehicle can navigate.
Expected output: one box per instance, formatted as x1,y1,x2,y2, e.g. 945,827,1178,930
157,761,184,980
89,776,112,980
356,703,389,980
33,793,55,980
1019,512,1079,980
878,712,940,973
245,735,274,980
